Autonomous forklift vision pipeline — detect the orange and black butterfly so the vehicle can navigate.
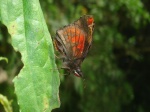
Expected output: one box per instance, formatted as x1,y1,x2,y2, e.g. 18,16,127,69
54,15,94,77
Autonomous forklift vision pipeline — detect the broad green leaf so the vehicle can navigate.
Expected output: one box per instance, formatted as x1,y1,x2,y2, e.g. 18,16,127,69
0,0,60,112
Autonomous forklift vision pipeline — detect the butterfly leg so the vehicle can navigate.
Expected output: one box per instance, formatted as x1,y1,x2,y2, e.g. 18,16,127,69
55,54,66,60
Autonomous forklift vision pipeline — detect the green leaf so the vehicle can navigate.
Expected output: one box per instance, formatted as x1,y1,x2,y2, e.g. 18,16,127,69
0,0,60,112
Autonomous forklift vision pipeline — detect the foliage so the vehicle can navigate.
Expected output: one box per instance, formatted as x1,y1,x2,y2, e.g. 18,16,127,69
0,0,60,112
0,0,150,112
0,94,12,112
0,57,8,63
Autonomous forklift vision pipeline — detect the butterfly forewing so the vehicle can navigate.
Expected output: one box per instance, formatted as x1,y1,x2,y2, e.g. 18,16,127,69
56,25,86,60
65,26,85,59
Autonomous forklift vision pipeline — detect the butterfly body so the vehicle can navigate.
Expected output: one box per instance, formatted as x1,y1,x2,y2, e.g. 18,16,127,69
54,15,94,77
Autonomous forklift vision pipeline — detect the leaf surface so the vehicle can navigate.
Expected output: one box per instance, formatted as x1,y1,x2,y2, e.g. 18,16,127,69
0,0,60,112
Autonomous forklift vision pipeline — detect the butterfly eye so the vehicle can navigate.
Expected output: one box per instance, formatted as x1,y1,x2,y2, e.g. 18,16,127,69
87,17,94,25
74,70,80,77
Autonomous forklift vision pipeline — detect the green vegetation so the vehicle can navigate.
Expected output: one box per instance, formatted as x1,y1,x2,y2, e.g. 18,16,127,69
0,0,150,112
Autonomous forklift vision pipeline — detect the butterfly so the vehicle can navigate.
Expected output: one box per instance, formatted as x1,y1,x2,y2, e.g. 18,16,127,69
54,15,94,77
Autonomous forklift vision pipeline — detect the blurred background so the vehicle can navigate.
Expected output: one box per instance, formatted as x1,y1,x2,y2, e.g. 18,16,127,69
1,0,150,112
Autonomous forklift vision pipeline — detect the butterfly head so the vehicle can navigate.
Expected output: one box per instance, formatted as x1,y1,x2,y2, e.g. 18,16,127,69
73,67,83,77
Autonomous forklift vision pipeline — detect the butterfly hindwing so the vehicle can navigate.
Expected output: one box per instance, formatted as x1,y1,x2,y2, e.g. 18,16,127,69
73,15,94,62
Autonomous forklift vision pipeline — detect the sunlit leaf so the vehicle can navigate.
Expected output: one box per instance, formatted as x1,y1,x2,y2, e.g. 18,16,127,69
0,0,60,112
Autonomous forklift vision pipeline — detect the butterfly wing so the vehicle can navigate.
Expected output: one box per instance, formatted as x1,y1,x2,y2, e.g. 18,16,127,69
73,15,95,63
54,15,94,65
54,25,86,60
